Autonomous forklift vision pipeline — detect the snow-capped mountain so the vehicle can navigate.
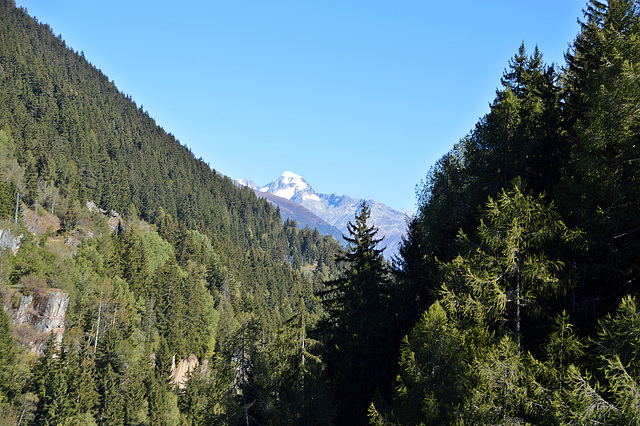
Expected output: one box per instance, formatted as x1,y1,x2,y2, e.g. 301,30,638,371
234,176,344,241
238,171,408,257
259,171,320,204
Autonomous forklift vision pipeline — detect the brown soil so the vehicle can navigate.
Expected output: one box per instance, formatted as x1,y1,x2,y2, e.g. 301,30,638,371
20,203,61,235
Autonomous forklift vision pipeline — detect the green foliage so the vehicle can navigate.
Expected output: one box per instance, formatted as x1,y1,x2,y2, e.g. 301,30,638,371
374,184,574,424
0,2,345,409
32,342,76,424
466,336,527,424
0,308,20,410
441,180,569,349
558,0,640,325
530,311,585,399
560,297,640,424
99,363,124,425
369,301,468,425
0,2,347,408
0,180,15,220
388,4,640,421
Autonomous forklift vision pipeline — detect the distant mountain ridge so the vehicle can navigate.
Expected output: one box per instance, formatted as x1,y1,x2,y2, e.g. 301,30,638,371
238,171,408,257
234,178,344,242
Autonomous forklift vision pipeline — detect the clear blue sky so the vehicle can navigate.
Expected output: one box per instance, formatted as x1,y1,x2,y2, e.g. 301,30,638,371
17,0,586,213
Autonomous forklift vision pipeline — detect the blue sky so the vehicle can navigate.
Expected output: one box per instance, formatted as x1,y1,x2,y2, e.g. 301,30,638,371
17,1,586,213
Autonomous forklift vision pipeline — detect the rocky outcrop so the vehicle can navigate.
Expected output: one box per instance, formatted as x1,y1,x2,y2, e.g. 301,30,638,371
86,200,107,215
0,229,22,253
10,290,69,355
86,200,122,232
171,354,200,389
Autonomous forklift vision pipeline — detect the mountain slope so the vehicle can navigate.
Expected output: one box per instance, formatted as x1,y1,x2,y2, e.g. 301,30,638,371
0,2,350,423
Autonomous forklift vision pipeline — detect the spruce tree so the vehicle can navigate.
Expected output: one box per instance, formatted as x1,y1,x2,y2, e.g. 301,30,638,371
559,0,640,322
317,201,394,425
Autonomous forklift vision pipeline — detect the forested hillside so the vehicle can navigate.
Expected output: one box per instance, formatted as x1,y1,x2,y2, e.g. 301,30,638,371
0,0,346,423
371,0,640,424
2,0,640,424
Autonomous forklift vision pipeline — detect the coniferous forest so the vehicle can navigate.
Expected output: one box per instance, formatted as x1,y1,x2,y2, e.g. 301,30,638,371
1,0,640,424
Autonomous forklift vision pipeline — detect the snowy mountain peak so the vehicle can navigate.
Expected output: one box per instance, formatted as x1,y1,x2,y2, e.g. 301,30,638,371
281,170,305,182
260,171,318,202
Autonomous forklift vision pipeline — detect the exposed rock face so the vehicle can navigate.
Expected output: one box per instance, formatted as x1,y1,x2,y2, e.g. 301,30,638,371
171,354,200,389
10,290,69,355
86,200,107,215
108,211,122,232
86,200,122,232
0,229,22,253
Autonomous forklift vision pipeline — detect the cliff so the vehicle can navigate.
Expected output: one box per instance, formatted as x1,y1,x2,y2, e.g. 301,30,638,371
8,290,69,355
0,228,22,253
171,354,200,389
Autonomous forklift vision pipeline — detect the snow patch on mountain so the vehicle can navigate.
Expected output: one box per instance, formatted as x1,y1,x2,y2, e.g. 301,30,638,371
273,187,296,200
236,178,259,189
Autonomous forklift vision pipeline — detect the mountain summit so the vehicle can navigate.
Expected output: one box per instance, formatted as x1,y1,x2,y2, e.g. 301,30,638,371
240,172,407,257
259,171,320,204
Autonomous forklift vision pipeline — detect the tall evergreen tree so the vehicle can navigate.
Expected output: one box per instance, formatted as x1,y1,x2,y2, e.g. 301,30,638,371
32,341,75,425
401,44,563,341
373,182,573,424
559,0,640,322
317,201,394,425
0,307,23,420
369,301,469,425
